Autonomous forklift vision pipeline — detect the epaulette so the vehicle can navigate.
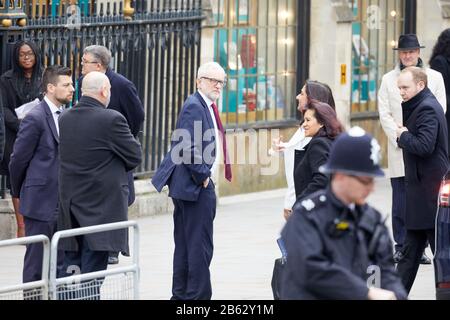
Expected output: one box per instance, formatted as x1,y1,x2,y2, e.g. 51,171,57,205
292,190,328,214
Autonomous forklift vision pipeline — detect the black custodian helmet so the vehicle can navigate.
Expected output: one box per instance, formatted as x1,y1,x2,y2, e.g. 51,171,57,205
320,127,384,177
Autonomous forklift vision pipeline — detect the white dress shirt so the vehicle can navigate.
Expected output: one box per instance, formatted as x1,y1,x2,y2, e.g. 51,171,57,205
44,96,63,135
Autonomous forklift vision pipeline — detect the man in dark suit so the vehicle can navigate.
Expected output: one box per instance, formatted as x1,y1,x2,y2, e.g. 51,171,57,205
152,62,232,300
58,71,141,293
396,66,449,294
9,65,74,283
80,45,145,264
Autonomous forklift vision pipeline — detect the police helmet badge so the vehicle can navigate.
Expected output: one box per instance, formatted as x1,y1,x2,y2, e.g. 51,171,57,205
370,138,381,165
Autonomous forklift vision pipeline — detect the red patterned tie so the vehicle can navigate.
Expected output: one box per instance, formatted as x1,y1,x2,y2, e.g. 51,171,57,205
211,103,232,182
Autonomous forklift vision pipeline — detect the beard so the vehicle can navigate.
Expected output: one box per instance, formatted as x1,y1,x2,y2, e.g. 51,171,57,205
56,96,73,105
207,92,220,101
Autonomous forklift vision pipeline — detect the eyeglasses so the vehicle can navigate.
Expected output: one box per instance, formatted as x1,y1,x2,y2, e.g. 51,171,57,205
19,52,35,59
201,76,227,88
81,60,99,65
349,175,374,186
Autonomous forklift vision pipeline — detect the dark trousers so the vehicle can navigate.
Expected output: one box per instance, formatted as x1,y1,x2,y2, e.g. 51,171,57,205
171,181,216,300
391,177,406,251
396,229,435,293
23,216,64,283
62,236,109,300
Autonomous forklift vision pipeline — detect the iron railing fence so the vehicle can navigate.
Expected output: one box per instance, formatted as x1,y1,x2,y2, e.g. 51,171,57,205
0,1,204,198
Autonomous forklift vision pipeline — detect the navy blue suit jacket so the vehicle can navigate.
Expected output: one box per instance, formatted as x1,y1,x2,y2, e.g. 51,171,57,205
152,92,216,201
9,100,60,222
105,69,144,137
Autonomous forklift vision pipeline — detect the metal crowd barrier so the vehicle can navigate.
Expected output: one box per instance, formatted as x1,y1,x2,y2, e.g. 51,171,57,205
0,235,50,300
49,221,140,300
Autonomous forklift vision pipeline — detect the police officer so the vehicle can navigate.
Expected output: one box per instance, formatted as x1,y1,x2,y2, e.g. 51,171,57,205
279,127,407,300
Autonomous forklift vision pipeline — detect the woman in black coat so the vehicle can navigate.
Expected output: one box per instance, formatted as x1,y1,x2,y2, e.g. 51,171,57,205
294,100,344,200
430,28,450,155
0,40,43,237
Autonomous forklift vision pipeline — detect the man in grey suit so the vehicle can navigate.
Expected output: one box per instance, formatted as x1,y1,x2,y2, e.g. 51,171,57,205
9,65,74,284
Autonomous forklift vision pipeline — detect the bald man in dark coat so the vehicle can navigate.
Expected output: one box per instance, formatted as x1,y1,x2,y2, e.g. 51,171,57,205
58,71,141,282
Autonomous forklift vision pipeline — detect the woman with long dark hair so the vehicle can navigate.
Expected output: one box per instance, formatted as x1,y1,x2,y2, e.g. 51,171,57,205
0,40,43,237
271,80,337,220
430,28,450,153
293,100,344,200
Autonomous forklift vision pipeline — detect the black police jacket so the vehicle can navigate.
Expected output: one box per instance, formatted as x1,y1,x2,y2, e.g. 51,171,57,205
280,188,407,300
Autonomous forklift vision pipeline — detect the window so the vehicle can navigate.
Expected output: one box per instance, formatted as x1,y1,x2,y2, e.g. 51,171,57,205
211,0,298,127
350,0,405,116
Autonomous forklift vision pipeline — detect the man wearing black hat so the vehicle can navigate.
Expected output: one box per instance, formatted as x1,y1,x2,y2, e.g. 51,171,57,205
378,34,446,265
279,127,407,300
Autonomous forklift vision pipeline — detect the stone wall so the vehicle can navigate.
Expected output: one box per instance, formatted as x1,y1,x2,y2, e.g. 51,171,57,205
309,0,352,129
0,200,15,240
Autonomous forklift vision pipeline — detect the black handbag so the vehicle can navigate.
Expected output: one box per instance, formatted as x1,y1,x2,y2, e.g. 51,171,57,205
271,238,287,300
271,257,286,300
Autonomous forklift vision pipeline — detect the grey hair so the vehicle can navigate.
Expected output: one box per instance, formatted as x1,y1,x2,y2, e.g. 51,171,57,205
197,62,226,79
81,71,110,95
83,45,112,69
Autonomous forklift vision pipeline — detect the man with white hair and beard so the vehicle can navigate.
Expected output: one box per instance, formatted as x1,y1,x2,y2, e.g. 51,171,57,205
152,62,232,300
58,71,141,298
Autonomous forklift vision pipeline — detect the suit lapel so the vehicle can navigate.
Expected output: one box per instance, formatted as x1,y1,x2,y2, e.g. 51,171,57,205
43,101,59,144
194,92,215,131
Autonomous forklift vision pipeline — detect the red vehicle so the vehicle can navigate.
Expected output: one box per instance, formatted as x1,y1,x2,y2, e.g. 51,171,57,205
435,171,450,300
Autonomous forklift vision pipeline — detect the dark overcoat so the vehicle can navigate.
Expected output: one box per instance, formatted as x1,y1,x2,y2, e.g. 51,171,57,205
78,69,144,205
78,69,144,136
58,96,142,253
398,87,449,230
293,135,333,200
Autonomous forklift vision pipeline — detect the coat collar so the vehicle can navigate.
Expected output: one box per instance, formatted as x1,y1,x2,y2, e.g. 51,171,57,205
194,91,209,109
76,95,107,109
326,187,361,222
105,68,114,79
401,87,432,111
399,57,424,71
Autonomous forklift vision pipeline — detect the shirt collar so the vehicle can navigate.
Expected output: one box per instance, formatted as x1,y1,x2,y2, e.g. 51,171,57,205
198,90,214,108
44,96,63,114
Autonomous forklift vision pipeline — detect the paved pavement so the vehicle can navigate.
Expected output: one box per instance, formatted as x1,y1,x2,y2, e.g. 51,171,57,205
0,176,436,299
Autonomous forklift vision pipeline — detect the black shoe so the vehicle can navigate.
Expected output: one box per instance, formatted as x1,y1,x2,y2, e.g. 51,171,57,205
393,250,404,263
108,256,119,265
420,253,431,265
